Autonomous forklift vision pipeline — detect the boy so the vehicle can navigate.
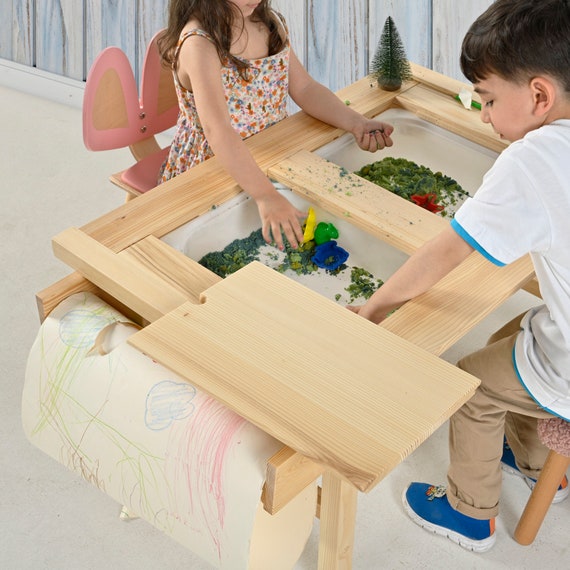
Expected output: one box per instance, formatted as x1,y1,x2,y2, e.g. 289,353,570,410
352,0,570,552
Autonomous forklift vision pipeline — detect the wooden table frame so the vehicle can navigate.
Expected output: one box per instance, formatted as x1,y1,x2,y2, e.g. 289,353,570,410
38,64,537,569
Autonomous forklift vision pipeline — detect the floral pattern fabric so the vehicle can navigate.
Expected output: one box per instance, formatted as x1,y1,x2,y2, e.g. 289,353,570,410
159,24,290,184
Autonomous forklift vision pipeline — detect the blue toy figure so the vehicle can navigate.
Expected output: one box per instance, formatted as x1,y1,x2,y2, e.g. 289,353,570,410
311,240,349,271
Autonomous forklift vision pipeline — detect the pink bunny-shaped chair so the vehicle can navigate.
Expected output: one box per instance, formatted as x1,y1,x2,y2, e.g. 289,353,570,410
83,30,179,200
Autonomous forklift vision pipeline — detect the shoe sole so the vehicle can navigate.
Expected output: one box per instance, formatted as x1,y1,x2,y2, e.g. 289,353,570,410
501,462,569,504
402,489,496,553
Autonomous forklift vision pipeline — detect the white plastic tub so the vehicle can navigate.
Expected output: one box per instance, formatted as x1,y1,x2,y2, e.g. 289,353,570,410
162,108,498,304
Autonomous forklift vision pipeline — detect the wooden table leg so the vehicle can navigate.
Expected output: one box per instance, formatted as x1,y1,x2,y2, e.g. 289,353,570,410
318,471,358,569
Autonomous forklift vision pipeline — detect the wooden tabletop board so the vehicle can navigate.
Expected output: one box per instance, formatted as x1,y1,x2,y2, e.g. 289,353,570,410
128,261,479,492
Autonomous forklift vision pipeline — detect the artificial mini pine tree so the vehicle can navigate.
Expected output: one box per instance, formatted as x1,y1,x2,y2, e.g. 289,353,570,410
370,16,412,91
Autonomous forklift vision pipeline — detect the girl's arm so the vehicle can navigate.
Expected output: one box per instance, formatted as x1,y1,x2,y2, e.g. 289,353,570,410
177,34,305,250
288,49,395,151
351,226,475,324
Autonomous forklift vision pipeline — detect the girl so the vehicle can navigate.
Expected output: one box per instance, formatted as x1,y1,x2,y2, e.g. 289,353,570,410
158,0,394,250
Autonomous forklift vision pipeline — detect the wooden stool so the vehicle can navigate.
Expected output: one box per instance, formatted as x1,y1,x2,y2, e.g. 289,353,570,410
514,417,570,545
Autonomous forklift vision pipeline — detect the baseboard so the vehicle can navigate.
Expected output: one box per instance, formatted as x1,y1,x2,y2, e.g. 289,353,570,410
0,58,84,109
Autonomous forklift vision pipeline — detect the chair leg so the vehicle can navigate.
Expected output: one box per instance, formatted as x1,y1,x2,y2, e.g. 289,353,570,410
514,450,570,545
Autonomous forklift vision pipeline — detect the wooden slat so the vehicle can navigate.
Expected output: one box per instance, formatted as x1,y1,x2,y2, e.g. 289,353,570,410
128,262,480,492
382,253,536,355
268,149,445,255
52,228,188,322
409,61,477,98
262,446,324,515
396,83,507,153
35,272,146,325
318,472,358,570
120,235,221,302
84,0,137,84
36,272,102,322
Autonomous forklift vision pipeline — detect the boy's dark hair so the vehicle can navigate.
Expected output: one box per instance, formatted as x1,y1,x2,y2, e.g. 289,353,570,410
461,0,570,91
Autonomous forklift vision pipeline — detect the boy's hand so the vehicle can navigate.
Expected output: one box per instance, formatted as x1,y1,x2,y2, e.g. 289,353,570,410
346,303,388,324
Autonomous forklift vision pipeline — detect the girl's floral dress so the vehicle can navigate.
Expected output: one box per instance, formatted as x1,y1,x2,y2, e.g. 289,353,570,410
159,21,290,183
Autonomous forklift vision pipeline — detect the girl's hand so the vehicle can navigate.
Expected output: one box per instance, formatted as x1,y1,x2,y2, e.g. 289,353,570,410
255,192,306,250
352,119,394,152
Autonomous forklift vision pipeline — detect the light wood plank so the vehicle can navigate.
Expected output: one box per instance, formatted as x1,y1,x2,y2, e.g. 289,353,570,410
318,472,358,570
262,446,323,515
121,235,221,303
52,228,188,322
410,61,477,99
268,149,445,255
382,253,536,356
396,83,507,153
35,272,147,326
129,262,480,492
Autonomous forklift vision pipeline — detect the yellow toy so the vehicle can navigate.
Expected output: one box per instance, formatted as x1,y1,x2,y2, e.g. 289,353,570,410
302,207,317,243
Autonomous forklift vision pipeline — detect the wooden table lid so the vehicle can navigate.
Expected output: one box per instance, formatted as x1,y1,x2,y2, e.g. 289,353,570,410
129,261,479,492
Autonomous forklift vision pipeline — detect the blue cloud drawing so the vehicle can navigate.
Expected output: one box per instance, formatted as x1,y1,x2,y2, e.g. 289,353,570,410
145,381,197,431
59,309,115,348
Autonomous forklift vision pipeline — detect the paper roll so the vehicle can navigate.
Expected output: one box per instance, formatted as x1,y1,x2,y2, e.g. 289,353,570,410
22,292,316,569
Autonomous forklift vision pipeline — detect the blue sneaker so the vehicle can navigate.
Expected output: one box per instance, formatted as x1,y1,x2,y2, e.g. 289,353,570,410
501,440,569,503
402,483,496,553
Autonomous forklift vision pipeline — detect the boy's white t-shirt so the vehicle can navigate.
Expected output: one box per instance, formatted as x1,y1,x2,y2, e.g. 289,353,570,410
451,119,570,420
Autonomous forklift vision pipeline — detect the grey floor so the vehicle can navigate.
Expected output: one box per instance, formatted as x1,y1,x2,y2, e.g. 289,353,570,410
1,84,568,569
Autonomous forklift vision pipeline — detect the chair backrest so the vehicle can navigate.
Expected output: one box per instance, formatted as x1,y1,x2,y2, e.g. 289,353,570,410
83,30,179,152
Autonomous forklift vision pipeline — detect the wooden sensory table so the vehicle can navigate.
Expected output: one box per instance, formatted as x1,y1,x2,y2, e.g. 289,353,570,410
38,64,537,569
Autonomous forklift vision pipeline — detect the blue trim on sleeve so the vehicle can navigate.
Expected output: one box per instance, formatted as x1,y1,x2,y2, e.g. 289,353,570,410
450,219,506,267
511,345,569,421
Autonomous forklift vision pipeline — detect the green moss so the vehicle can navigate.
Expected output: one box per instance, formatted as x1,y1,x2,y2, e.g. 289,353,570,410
199,229,267,277
354,157,468,217
345,267,384,303
199,231,385,305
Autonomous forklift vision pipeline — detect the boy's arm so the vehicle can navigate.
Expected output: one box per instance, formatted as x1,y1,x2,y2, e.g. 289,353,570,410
355,226,475,324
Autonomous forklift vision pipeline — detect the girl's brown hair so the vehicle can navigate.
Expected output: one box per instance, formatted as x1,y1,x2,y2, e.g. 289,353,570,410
157,0,286,80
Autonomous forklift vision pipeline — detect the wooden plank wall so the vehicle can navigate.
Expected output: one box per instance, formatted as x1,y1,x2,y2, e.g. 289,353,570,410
0,0,493,89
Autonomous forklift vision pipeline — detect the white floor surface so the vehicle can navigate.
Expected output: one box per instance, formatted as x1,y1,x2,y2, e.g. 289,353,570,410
1,85,568,569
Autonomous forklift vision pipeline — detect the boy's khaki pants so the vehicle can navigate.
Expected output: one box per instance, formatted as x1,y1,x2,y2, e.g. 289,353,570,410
446,313,555,520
